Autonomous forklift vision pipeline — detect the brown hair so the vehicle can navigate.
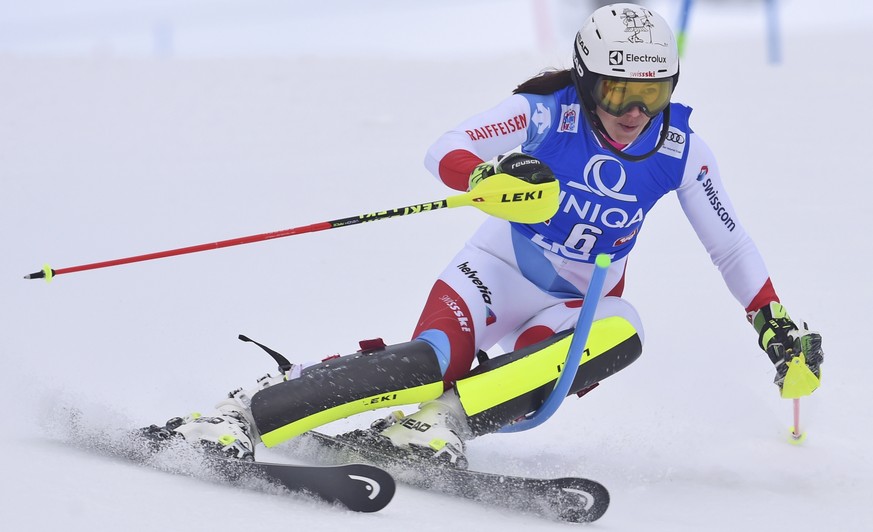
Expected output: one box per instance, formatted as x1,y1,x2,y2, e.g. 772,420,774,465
513,69,574,95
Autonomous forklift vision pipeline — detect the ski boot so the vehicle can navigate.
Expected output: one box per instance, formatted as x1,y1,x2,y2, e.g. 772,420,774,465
142,373,287,461
340,392,472,469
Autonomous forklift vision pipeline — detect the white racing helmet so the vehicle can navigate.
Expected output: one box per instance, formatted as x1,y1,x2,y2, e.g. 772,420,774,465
572,3,680,118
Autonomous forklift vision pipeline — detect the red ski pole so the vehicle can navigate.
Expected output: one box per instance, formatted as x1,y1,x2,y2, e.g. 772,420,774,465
25,217,352,281
790,398,805,443
24,174,559,282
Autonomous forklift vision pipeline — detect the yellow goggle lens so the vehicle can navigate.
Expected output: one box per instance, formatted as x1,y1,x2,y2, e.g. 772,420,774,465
593,77,673,118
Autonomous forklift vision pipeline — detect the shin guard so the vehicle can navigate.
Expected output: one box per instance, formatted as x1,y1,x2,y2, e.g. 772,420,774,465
455,316,643,436
251,341,444,447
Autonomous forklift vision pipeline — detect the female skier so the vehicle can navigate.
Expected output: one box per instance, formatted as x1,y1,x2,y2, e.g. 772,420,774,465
148,3,824,465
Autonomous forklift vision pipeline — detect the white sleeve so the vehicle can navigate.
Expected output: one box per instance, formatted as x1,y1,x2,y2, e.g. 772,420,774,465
676,134,772,308
424,94,533,179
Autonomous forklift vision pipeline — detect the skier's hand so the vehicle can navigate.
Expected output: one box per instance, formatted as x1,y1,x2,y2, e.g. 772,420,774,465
749,302,824,390
468,161,496,191
468,153,555,191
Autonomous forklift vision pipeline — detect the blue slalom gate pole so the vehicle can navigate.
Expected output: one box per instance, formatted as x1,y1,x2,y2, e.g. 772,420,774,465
765,0,782,64
677,0,694,57
499,253,612,433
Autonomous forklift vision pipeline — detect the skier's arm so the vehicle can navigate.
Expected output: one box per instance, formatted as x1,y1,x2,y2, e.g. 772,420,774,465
676,135,823,391
424,94,542,191
675,134,774,311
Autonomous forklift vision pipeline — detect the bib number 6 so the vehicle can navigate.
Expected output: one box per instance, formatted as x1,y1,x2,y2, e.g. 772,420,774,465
564,223,602,261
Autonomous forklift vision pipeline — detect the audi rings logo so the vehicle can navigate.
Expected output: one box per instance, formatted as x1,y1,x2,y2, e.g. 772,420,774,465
608,50,623,66
575,155,638,202
665,131,685,144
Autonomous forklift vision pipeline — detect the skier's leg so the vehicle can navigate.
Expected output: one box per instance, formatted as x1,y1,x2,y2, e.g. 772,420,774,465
151,283,495,461
249,232,550,451
378,297,643,446
375,224,640,446
250,339,447,446
145,339,448,459
457,296,644,435
142,242,480,457
361,305,642,467
151,237,542,458
368,222,586,462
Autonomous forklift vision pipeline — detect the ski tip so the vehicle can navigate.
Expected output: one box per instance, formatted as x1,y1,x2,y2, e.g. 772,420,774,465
336,463,396,513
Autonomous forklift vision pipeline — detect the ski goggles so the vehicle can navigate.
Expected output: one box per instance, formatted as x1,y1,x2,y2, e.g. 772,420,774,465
591,76,674,118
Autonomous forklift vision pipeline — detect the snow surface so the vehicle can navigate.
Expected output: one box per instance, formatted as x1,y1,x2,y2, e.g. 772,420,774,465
2,0,871,530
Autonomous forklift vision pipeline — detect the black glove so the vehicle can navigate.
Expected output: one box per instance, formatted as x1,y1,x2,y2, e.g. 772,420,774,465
468,153,555,191
749,302,823,390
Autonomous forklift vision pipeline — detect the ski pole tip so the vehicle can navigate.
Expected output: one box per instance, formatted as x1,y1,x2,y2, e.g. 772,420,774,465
24,264,54,282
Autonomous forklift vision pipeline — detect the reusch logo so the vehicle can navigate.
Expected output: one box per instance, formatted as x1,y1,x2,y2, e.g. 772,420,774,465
507,158,537,171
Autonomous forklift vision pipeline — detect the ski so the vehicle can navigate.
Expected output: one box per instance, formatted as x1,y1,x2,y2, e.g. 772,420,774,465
207,458,395,513
292,430,609,523
62,412,394,513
